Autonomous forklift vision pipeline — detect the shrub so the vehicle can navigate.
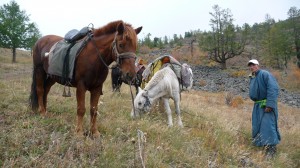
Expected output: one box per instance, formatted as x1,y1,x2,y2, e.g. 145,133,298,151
230,70,247,78
230,96,244,108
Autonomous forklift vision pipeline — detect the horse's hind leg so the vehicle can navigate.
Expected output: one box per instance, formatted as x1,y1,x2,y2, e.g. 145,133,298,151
43,79,55,112
35,68,47,115
173,96,183,127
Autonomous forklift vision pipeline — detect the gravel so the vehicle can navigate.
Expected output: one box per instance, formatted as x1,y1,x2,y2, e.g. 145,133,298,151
191,65,300,108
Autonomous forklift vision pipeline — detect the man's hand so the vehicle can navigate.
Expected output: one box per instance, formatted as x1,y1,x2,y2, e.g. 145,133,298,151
265,107,273,112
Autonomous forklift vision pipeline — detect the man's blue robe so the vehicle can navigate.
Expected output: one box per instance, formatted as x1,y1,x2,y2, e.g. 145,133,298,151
249,69,281,146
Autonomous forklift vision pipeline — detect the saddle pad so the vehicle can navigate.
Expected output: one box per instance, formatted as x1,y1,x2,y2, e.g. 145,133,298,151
48,39,86,79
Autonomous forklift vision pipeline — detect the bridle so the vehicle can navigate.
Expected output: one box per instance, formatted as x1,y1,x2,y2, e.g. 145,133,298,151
89,31,137,69
111,32,137,65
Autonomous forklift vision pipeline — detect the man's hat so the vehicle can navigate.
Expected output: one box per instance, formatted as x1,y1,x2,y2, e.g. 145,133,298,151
248,59,259,66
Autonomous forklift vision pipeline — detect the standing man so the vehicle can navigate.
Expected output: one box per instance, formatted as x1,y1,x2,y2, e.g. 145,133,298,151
248,59,281,158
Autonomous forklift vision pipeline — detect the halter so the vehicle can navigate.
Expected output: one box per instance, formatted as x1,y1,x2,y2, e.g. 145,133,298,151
142,90,151,109
89,32,137,69
112,32,137,65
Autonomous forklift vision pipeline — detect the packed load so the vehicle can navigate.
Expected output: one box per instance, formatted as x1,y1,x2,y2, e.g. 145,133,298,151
141,55,193,90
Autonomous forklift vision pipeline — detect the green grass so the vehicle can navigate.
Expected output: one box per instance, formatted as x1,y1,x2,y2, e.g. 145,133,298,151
0,48,300,167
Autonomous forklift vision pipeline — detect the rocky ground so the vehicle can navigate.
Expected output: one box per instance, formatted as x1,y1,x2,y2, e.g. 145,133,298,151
191,65,300,108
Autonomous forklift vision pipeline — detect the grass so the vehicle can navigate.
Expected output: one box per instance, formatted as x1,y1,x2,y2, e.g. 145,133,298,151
0,48,300,167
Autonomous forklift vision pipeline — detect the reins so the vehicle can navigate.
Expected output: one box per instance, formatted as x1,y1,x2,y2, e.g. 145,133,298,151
88,33,111,69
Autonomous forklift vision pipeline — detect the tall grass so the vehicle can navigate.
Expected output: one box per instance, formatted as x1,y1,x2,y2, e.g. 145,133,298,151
0,49,299,167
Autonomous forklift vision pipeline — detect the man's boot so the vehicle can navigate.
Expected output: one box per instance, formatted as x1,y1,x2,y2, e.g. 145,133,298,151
265,145,277,159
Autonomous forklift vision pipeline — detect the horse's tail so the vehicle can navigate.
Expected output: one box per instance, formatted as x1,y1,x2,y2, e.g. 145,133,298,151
29,44,40,112
29,66,39,112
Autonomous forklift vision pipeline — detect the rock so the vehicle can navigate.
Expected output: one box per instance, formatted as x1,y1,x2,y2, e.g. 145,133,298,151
191,65,300,108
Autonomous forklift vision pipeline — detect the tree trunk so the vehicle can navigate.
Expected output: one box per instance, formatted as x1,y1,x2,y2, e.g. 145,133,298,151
12,48,16,63
190,38,195,57
220,61,227,69
296,45,300,68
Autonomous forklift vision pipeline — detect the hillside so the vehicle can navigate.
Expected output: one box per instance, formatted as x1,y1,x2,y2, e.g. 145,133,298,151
0,48,299,167
138,38,300,107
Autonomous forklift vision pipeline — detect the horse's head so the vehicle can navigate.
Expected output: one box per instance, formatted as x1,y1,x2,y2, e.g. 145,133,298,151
112,22,142,83
131,87,151,118
181,63,194,91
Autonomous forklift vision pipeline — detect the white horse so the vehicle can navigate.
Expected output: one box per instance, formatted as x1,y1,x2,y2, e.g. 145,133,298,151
131,65,193,127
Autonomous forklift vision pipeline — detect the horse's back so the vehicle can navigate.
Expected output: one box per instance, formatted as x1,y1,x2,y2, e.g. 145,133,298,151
33,35,63,65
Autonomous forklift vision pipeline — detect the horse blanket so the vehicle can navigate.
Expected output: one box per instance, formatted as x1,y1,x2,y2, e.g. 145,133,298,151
47,37,88,80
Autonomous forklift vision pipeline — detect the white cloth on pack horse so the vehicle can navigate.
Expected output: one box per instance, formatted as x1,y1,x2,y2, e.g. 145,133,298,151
131,64,193,127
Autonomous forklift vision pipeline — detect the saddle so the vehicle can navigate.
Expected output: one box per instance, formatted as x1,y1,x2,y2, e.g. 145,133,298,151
64,27,91,43
47,27,93,97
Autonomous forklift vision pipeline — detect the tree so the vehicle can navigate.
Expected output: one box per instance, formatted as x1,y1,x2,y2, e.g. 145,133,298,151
287,6,300,68
163,36,168,45
268,21,294,69
0,1,41,62
199,5,248,69
143,33,154,48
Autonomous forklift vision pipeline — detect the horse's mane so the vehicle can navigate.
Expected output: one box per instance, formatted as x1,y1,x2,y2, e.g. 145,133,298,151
145,67,171,91
93,20,134,37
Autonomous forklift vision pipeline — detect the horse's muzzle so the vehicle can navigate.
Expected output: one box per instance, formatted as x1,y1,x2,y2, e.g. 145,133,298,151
122,72,135,83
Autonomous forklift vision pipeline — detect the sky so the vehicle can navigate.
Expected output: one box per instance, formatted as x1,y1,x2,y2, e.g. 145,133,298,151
1,0,299,39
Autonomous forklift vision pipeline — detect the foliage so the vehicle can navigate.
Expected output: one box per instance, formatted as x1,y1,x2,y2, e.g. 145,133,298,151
198,5,249,69
0,0,41,62
184,31,194,38
287,6,300,68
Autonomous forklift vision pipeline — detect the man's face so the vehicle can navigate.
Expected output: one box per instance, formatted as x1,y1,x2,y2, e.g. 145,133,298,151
248,64,259,73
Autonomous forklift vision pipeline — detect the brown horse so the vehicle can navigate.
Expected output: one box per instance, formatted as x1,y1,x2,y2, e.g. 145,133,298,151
30,20,142,137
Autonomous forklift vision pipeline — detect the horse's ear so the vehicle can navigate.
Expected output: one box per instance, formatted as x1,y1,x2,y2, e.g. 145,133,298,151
117,22,125,34
135,26,143,35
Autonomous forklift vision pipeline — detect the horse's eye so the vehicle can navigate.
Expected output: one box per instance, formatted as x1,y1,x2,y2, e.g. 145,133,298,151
138,102,142,106
119,44,123,48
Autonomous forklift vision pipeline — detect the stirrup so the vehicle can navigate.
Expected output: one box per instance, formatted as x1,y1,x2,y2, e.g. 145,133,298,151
62,86,71,97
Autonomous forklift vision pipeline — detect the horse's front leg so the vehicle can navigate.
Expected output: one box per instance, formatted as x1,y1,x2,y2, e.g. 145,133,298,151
76,84,86,136
162,98,173,127
90,89,101,138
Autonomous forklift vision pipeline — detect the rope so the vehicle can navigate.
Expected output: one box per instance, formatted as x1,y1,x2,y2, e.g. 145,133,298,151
129,80,137,118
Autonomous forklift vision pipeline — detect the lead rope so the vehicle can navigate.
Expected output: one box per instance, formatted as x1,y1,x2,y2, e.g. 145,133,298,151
129,80,136,118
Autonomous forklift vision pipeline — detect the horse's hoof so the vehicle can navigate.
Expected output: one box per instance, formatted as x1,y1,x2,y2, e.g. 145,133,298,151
40,111,49,118
92,130,100,138
76,131,85,139
168,123,174,127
